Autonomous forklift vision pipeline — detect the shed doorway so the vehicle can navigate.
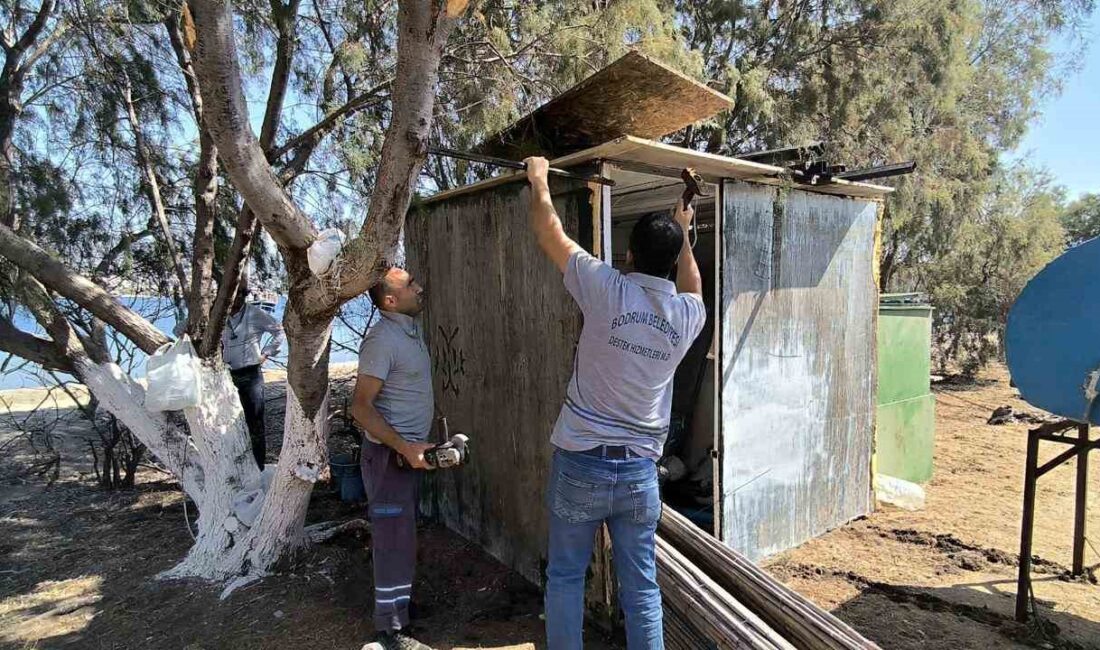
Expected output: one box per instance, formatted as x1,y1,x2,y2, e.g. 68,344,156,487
606,166,720,535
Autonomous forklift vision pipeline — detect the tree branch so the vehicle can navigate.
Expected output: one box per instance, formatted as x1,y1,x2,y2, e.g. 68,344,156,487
11,0,55,55
311,0,353,102
118,73,191,295
269,78,392,164
93,228,154,278
186,0,315,250
0,315,74,372
19,274,91,372
21,16,66,72
258,0,302,149
167,12,219,342
198,208,259,358
0,223,170,353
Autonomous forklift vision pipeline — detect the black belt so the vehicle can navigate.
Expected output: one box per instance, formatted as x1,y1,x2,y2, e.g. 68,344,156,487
579,445,637,460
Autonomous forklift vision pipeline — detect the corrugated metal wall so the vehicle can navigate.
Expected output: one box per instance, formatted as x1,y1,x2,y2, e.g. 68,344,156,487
720,180,878,561
406,179,590,584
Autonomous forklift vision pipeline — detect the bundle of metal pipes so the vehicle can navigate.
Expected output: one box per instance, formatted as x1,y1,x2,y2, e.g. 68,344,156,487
658,535,794,649
657,506,881,649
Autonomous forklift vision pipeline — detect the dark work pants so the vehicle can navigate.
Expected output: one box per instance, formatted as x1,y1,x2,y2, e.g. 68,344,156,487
361,440,420,632
231,364,266,468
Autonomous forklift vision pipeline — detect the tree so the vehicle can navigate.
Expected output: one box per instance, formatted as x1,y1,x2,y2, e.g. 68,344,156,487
1061,193,1100,247
0,0,466,588
922,165,1066,374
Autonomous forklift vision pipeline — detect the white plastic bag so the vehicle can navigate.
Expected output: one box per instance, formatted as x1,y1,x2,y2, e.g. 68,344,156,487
144,335,202,412
874,474,926,511
307,228,346,276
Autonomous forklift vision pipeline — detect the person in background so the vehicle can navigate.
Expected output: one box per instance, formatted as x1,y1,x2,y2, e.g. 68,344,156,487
221,279,284,468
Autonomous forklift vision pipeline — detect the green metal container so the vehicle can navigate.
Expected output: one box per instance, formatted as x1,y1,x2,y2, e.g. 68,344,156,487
876,293,935,483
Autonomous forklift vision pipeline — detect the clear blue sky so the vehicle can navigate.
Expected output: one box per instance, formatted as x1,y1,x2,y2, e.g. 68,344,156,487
1010,10,1100,200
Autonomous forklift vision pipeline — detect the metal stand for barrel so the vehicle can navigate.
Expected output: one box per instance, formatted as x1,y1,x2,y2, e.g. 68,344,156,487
1016,419,1097,621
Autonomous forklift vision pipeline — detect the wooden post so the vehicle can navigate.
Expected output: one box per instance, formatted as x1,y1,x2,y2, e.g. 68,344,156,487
583,162,618,632
1073,423,1089,576
1016,428,1041,622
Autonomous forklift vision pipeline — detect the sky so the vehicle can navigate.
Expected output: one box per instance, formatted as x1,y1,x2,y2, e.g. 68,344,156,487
1009,10,1100,201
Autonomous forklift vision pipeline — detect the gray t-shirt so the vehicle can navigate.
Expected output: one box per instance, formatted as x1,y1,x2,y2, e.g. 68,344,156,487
357,311,434,443
551,250,706,460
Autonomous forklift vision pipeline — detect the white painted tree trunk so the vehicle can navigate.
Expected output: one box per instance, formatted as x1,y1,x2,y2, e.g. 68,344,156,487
75,350,331,587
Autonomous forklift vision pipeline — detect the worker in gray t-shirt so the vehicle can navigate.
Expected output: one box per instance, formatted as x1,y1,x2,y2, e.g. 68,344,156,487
349,266,434,650
524,156,705,650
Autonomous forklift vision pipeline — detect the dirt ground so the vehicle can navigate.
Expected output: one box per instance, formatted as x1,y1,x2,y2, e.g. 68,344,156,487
1,363,1097,649
0,365,619,650
766,365,1100,650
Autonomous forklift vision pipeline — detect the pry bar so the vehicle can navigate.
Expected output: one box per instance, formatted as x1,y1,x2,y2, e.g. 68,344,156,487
835,161,916,182
428,146,615,186
737,141,826,166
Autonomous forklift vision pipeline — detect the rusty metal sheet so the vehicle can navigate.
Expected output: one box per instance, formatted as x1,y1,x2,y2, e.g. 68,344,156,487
719,180,877,561
405,179,590,584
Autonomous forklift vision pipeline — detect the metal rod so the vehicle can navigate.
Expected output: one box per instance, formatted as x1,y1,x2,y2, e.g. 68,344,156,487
1016,428,1040,622
1036,432,1085,444
428,146,615,186
737,142,825,165
834,161,916,182
1037,443,1088,478
1073,423,1090,576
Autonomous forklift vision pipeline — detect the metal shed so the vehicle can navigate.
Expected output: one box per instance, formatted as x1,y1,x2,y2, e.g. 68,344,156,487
406,53,893,593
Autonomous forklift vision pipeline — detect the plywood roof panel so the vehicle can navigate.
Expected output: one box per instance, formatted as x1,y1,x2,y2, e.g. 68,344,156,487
476,51,734,159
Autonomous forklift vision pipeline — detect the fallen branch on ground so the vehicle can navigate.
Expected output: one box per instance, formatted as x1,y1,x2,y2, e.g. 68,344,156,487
305,518,370,544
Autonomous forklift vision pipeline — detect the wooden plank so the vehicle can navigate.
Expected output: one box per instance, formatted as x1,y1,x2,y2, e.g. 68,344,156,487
477,51,733,159
584,164,618,629
423,136,893,206
719,180,877,561
405,177,589,585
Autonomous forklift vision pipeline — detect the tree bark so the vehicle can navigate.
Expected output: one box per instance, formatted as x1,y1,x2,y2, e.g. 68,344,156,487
186,129,220,340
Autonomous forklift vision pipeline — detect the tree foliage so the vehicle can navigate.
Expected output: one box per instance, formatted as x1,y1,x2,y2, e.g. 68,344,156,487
1061,192,1100,247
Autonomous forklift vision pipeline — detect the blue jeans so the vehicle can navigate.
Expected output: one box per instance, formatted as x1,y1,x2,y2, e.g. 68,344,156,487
545,448,664,650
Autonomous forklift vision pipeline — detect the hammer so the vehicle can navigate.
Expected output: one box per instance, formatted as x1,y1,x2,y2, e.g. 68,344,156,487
680,167,709,210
